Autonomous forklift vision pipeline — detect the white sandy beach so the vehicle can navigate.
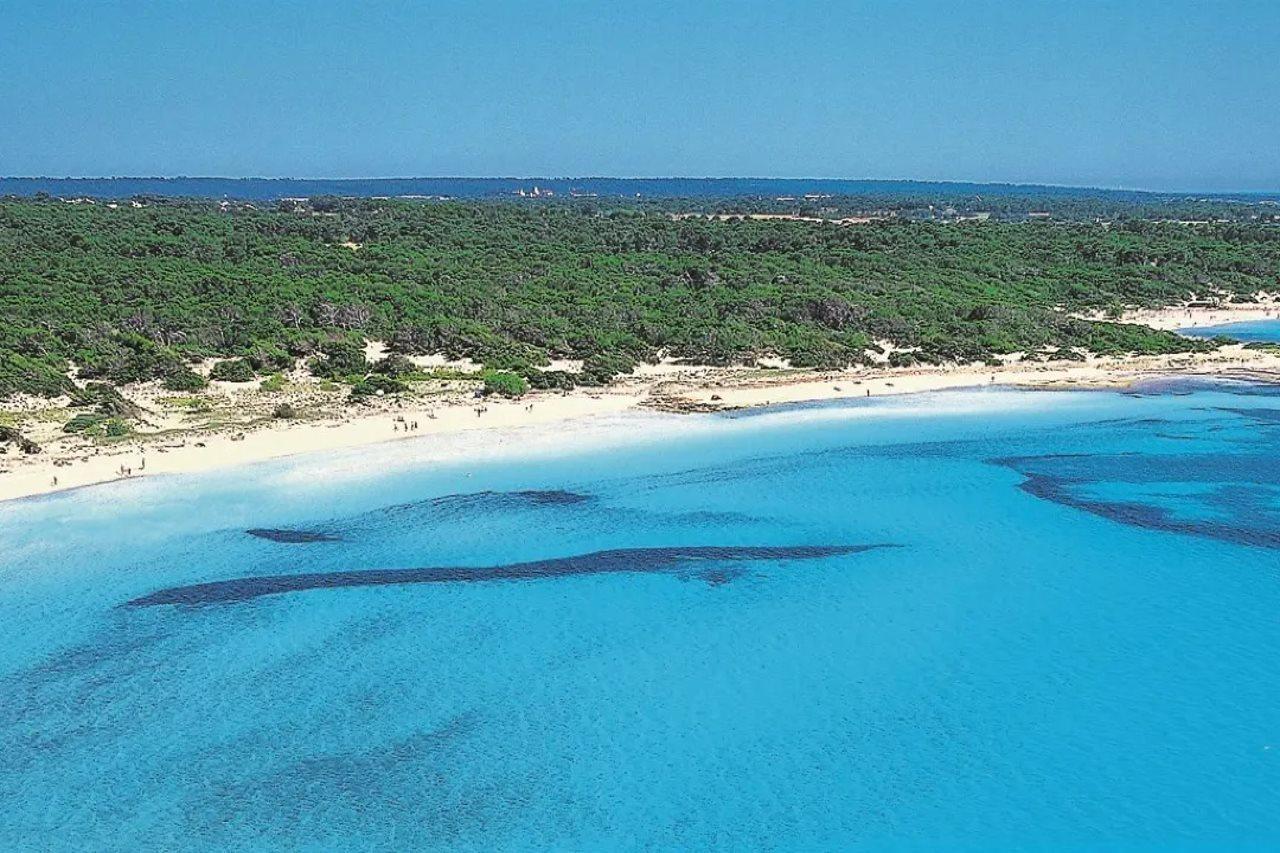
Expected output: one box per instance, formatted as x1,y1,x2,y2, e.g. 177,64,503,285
4,332,1279,505
1113,301,1280,331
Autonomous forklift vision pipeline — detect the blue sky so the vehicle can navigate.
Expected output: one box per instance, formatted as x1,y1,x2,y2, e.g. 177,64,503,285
2,0,1277,190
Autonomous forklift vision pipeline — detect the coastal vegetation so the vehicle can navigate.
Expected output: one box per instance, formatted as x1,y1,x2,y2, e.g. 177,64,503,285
7,177,1278,224
0,424,41,454
1,196,1277,403
482,370,529,398
209,358,255,383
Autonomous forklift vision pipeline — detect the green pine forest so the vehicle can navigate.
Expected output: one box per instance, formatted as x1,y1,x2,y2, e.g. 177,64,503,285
2,196,1278,400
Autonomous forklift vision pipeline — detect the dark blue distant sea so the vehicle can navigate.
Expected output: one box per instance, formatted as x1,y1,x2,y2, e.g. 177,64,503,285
1,175,1264,201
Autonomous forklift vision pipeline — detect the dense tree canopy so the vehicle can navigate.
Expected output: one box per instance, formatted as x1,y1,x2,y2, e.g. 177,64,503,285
1,197,1276,399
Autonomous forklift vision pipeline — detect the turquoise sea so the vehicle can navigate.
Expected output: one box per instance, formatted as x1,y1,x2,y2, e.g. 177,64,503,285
3,382,1280,849
1181,318,1280,342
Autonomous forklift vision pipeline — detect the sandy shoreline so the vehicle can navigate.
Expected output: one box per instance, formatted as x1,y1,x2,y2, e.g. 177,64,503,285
1114,302,1280,331
5,337,1280,505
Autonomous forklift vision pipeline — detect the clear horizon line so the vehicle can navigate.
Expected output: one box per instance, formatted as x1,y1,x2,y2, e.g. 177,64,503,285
2,174,1277,197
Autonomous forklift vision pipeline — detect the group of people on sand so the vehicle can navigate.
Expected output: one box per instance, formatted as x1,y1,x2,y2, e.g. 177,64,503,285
51,454,146,488
393,411,440,432
393,400,538,429
116,457,145,478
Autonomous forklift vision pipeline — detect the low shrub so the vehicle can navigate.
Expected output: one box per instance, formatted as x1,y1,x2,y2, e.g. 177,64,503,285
68,383,143,419
524,369,577,391
482,370,528,398
0,353,73,399
372,353,416,378
63,412,105,433
0,425,41,454
259,373,286,392
210,358,255,383
103,418,131,438
349,374,409,400
162,367,207,392
578,353,636,386
309,340,369,379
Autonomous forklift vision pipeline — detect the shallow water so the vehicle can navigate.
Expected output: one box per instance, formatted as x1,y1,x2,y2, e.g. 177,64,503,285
2,385,1279,849
1180,317,1280,342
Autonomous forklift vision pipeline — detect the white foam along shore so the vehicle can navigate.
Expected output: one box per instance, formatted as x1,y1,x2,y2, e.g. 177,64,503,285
5,332,1280,505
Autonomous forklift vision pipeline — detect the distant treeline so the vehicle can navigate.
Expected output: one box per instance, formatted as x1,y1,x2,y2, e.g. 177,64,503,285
4,176,1278,220
1,196,1277,400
